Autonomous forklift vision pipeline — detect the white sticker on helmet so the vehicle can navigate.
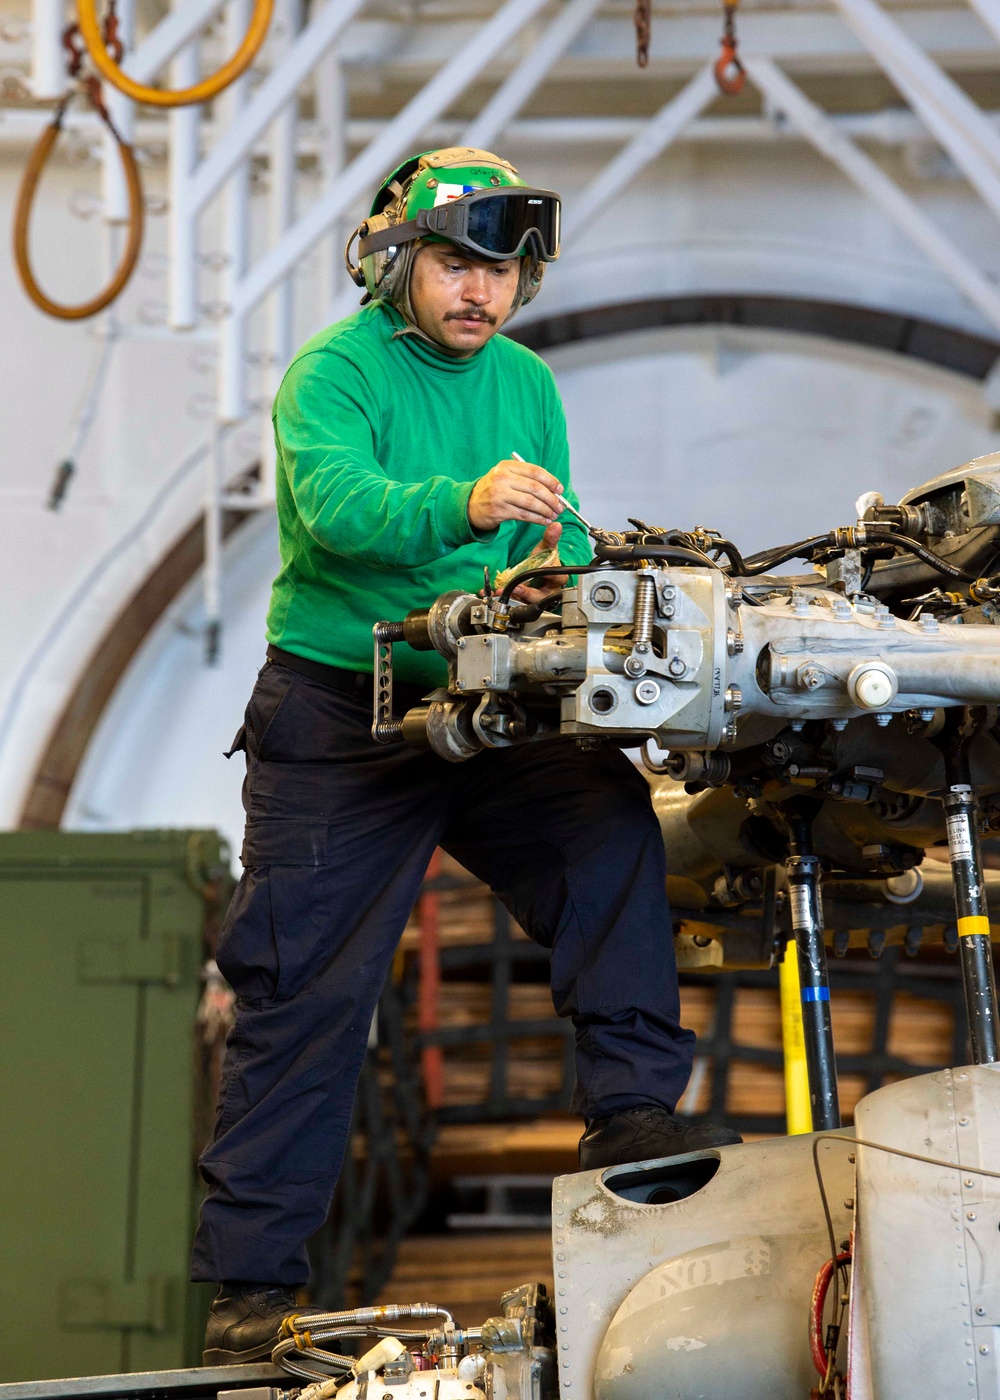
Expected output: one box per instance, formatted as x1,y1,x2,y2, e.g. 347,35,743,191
433,183,475,206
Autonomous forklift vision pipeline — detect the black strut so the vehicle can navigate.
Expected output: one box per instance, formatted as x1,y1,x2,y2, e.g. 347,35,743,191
783,801,841,1131
938,711,1000,1064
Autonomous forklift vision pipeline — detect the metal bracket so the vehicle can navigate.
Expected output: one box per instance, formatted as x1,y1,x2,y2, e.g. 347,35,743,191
372,621,405,743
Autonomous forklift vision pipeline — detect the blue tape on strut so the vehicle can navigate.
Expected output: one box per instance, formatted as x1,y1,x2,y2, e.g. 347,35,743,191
801,986,831,1003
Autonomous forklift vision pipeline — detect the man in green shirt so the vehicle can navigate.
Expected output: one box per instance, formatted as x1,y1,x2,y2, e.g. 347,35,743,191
194,147,740,1365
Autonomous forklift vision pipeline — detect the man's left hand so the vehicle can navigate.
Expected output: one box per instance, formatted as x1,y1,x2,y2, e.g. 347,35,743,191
510,523,568,603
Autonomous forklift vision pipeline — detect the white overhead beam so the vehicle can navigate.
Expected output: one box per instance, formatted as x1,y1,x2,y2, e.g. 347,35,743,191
831,0,1000,220
126,0,225,82
222,0,553,410
461,0,604,152
188,0,367,217
8,108,1000,150
336,10,999,77
964,0,1000,47
746,56,1000,334
562,64,717,244
31,0,65,99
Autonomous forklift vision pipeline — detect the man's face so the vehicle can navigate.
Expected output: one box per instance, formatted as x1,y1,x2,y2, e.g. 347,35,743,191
408,243,520,354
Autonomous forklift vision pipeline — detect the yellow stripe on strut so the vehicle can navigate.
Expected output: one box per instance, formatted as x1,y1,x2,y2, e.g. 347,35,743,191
958,915,992,939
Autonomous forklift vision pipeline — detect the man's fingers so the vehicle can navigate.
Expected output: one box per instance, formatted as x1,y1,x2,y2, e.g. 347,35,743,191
507,460,563,494
509,489,560,520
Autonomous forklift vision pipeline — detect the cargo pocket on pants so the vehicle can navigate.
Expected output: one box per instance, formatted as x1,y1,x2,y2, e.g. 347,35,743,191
217,819,332,1005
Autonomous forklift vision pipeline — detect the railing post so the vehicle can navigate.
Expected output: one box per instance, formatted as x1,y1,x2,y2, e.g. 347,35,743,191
168,39,200,328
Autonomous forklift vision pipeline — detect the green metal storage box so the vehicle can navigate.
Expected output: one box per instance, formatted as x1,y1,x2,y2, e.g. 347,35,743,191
0,830,233,1382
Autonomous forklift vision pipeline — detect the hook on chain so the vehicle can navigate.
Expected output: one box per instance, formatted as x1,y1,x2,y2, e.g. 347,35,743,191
714,1,746,96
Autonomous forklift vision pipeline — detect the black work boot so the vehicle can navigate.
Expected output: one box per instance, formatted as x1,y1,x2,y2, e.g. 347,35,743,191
578,1104,743,1170
203,1282,322,1365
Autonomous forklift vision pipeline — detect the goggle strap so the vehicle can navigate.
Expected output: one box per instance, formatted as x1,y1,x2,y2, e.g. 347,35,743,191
357,216,425,260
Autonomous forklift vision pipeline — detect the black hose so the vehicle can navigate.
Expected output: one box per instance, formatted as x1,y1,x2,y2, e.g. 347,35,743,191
594,543,725,569
740,534,832,575
864,529,977,582
708,538,748,573
499,560,602,603
509,591,564,625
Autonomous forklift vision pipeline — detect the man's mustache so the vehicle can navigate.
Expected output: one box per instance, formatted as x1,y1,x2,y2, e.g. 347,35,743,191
444,309,497,324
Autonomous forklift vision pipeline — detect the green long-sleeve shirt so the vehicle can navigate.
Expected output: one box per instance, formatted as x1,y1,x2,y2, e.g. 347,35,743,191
266,301,591,686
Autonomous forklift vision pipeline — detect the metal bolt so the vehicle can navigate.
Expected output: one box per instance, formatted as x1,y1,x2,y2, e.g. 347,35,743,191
917,708,935,722
456,680,466,689
977,1307,987,1316
875,712,892,727
981,1346,990,1355
960,1116,971,1126
483,634,492,646
667,656,686,677
456,638,466,649
725,685,742,712
830,718,848,732
801,666,823,690
968,1211,978,1220
635,680,661,705
965,1178,975,1188
790,719,805,733
727,629,744,656
918,612,940,632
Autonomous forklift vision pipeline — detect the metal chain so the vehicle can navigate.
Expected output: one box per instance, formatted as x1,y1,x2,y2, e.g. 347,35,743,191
634,0,651,67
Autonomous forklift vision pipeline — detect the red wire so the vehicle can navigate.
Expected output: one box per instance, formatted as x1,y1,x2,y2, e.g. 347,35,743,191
810,1251,852,1380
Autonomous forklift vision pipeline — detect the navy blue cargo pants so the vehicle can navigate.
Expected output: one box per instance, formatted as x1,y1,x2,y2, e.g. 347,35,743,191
191,659,695,1285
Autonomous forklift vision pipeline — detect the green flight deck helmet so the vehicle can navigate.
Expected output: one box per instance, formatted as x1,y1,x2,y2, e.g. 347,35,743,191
345,147,561,324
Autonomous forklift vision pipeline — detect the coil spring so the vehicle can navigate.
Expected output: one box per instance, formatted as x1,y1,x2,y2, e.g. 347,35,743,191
633,574,656,651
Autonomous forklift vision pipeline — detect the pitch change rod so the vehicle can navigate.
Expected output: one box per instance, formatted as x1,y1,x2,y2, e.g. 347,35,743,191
783,804,841,1131
943,782,1000,1063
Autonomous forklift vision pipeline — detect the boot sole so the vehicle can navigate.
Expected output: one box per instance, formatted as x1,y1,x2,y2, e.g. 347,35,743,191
202,1340,277,1366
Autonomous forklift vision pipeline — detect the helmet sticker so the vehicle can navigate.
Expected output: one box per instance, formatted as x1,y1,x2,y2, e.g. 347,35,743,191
433,183,476,206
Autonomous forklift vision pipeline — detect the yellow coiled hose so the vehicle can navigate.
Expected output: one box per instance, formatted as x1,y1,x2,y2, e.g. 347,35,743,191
75,0,274,107
12,84,144,321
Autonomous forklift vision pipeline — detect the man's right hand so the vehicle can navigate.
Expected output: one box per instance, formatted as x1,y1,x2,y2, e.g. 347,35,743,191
468,458,564,532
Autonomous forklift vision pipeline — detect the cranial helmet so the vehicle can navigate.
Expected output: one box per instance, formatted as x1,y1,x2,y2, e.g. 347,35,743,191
344,147,561,321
